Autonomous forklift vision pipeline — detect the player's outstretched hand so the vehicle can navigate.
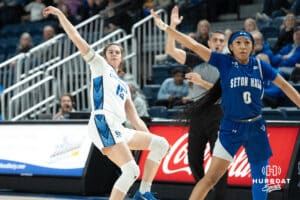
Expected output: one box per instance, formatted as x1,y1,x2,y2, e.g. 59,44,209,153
170,6,183,27
150,9,168,31
43,6,62,17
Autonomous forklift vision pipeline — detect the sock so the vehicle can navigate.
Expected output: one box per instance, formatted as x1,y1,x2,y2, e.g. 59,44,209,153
250,159,269,200
139,181,151,194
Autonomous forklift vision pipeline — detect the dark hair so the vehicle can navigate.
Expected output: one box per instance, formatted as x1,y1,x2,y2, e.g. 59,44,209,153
227,31,254,55
209,30,225,39
60,93,74,104
181,78,222,122
172,67,185,76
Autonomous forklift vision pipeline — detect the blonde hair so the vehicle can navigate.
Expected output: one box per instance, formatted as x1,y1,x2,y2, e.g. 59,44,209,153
18,32,32,49
244,18,258,32
197,19,210,35
282,13,296,30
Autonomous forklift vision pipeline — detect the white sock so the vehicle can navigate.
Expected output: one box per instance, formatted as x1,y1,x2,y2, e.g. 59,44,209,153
139,181,151,194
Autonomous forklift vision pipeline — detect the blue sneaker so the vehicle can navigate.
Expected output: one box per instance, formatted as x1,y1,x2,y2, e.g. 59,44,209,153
132,191,158,200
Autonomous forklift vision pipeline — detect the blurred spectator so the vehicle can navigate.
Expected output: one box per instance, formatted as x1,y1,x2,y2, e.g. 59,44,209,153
43,25,56,42
188,19,210,47
291,63,300,83
256,53,285,108
287,0,300,15
55,0,78,32
16,32,33,54
102,0,136,34
23,0,46,22
118,65,140,91
273,0,300,17
128,82,149,117
272,26,300,79
56,0,82,17
142,0,173,16
272,13,296,53
76,0,103,22
258,0,291,18
251,30,275,62
0,0,23,25
156,67,190,108
53,93,76,120
142,0,153,16
243,18,259,32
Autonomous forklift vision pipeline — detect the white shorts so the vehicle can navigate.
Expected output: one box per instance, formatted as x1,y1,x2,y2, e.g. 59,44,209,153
88,113,136,151
212,136,233,162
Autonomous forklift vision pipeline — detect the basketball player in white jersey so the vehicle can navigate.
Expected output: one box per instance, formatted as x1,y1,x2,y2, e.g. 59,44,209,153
43,6,169,200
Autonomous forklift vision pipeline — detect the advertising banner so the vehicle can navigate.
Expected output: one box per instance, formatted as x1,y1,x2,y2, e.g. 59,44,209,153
138,125,299,190
0,124,91,177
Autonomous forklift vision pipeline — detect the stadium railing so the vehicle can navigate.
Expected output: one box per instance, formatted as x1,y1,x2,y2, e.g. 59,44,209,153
0,14,104,89
1,9,168,120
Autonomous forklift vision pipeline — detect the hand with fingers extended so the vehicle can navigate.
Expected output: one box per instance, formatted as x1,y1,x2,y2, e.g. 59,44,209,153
150,9,168,31
170,6,183,28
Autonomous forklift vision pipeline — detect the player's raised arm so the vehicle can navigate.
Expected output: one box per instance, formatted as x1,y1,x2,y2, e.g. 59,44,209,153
165,6,186,64
43,6,90,56
151,9,211,62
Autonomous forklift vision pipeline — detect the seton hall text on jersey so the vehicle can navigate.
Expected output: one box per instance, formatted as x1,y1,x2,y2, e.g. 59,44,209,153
230,76,262,89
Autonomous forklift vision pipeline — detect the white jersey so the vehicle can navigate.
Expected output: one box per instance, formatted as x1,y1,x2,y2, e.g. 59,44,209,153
83,49,130,123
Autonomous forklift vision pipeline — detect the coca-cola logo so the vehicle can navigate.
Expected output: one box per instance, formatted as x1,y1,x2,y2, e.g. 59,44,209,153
162,133,191,175
141,125,298,186
162,132,251,178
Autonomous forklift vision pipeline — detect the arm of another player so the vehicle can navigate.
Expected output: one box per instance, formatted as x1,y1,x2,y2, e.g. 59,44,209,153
165,6,186,64
185,72,213,90
151,9,211,62
273,75,300,108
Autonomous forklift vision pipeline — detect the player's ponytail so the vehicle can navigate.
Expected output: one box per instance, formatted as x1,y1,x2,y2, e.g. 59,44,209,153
180,78,222,122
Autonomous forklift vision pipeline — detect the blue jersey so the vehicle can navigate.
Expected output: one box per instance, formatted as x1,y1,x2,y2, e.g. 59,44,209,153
208,52,278,120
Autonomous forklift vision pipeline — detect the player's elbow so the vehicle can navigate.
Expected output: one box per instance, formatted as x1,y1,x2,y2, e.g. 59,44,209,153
165,45,174,56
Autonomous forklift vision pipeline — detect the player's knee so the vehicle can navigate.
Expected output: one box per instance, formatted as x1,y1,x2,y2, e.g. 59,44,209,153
113,160,140,193
204,173,221,189
148,136,169,163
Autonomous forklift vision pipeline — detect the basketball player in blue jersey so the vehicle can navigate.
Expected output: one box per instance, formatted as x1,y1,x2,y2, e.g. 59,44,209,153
43,6,169,200
166,6,227,200
151,8,300,200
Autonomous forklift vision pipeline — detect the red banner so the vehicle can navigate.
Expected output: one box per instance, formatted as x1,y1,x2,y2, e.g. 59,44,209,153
137,125,299,187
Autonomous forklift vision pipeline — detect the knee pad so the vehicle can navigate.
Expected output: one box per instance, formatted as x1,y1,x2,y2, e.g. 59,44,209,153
147,136,169,163
113,160,140,193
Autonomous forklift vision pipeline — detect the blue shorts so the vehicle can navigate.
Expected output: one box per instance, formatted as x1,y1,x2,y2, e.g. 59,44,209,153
216,117,272,162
